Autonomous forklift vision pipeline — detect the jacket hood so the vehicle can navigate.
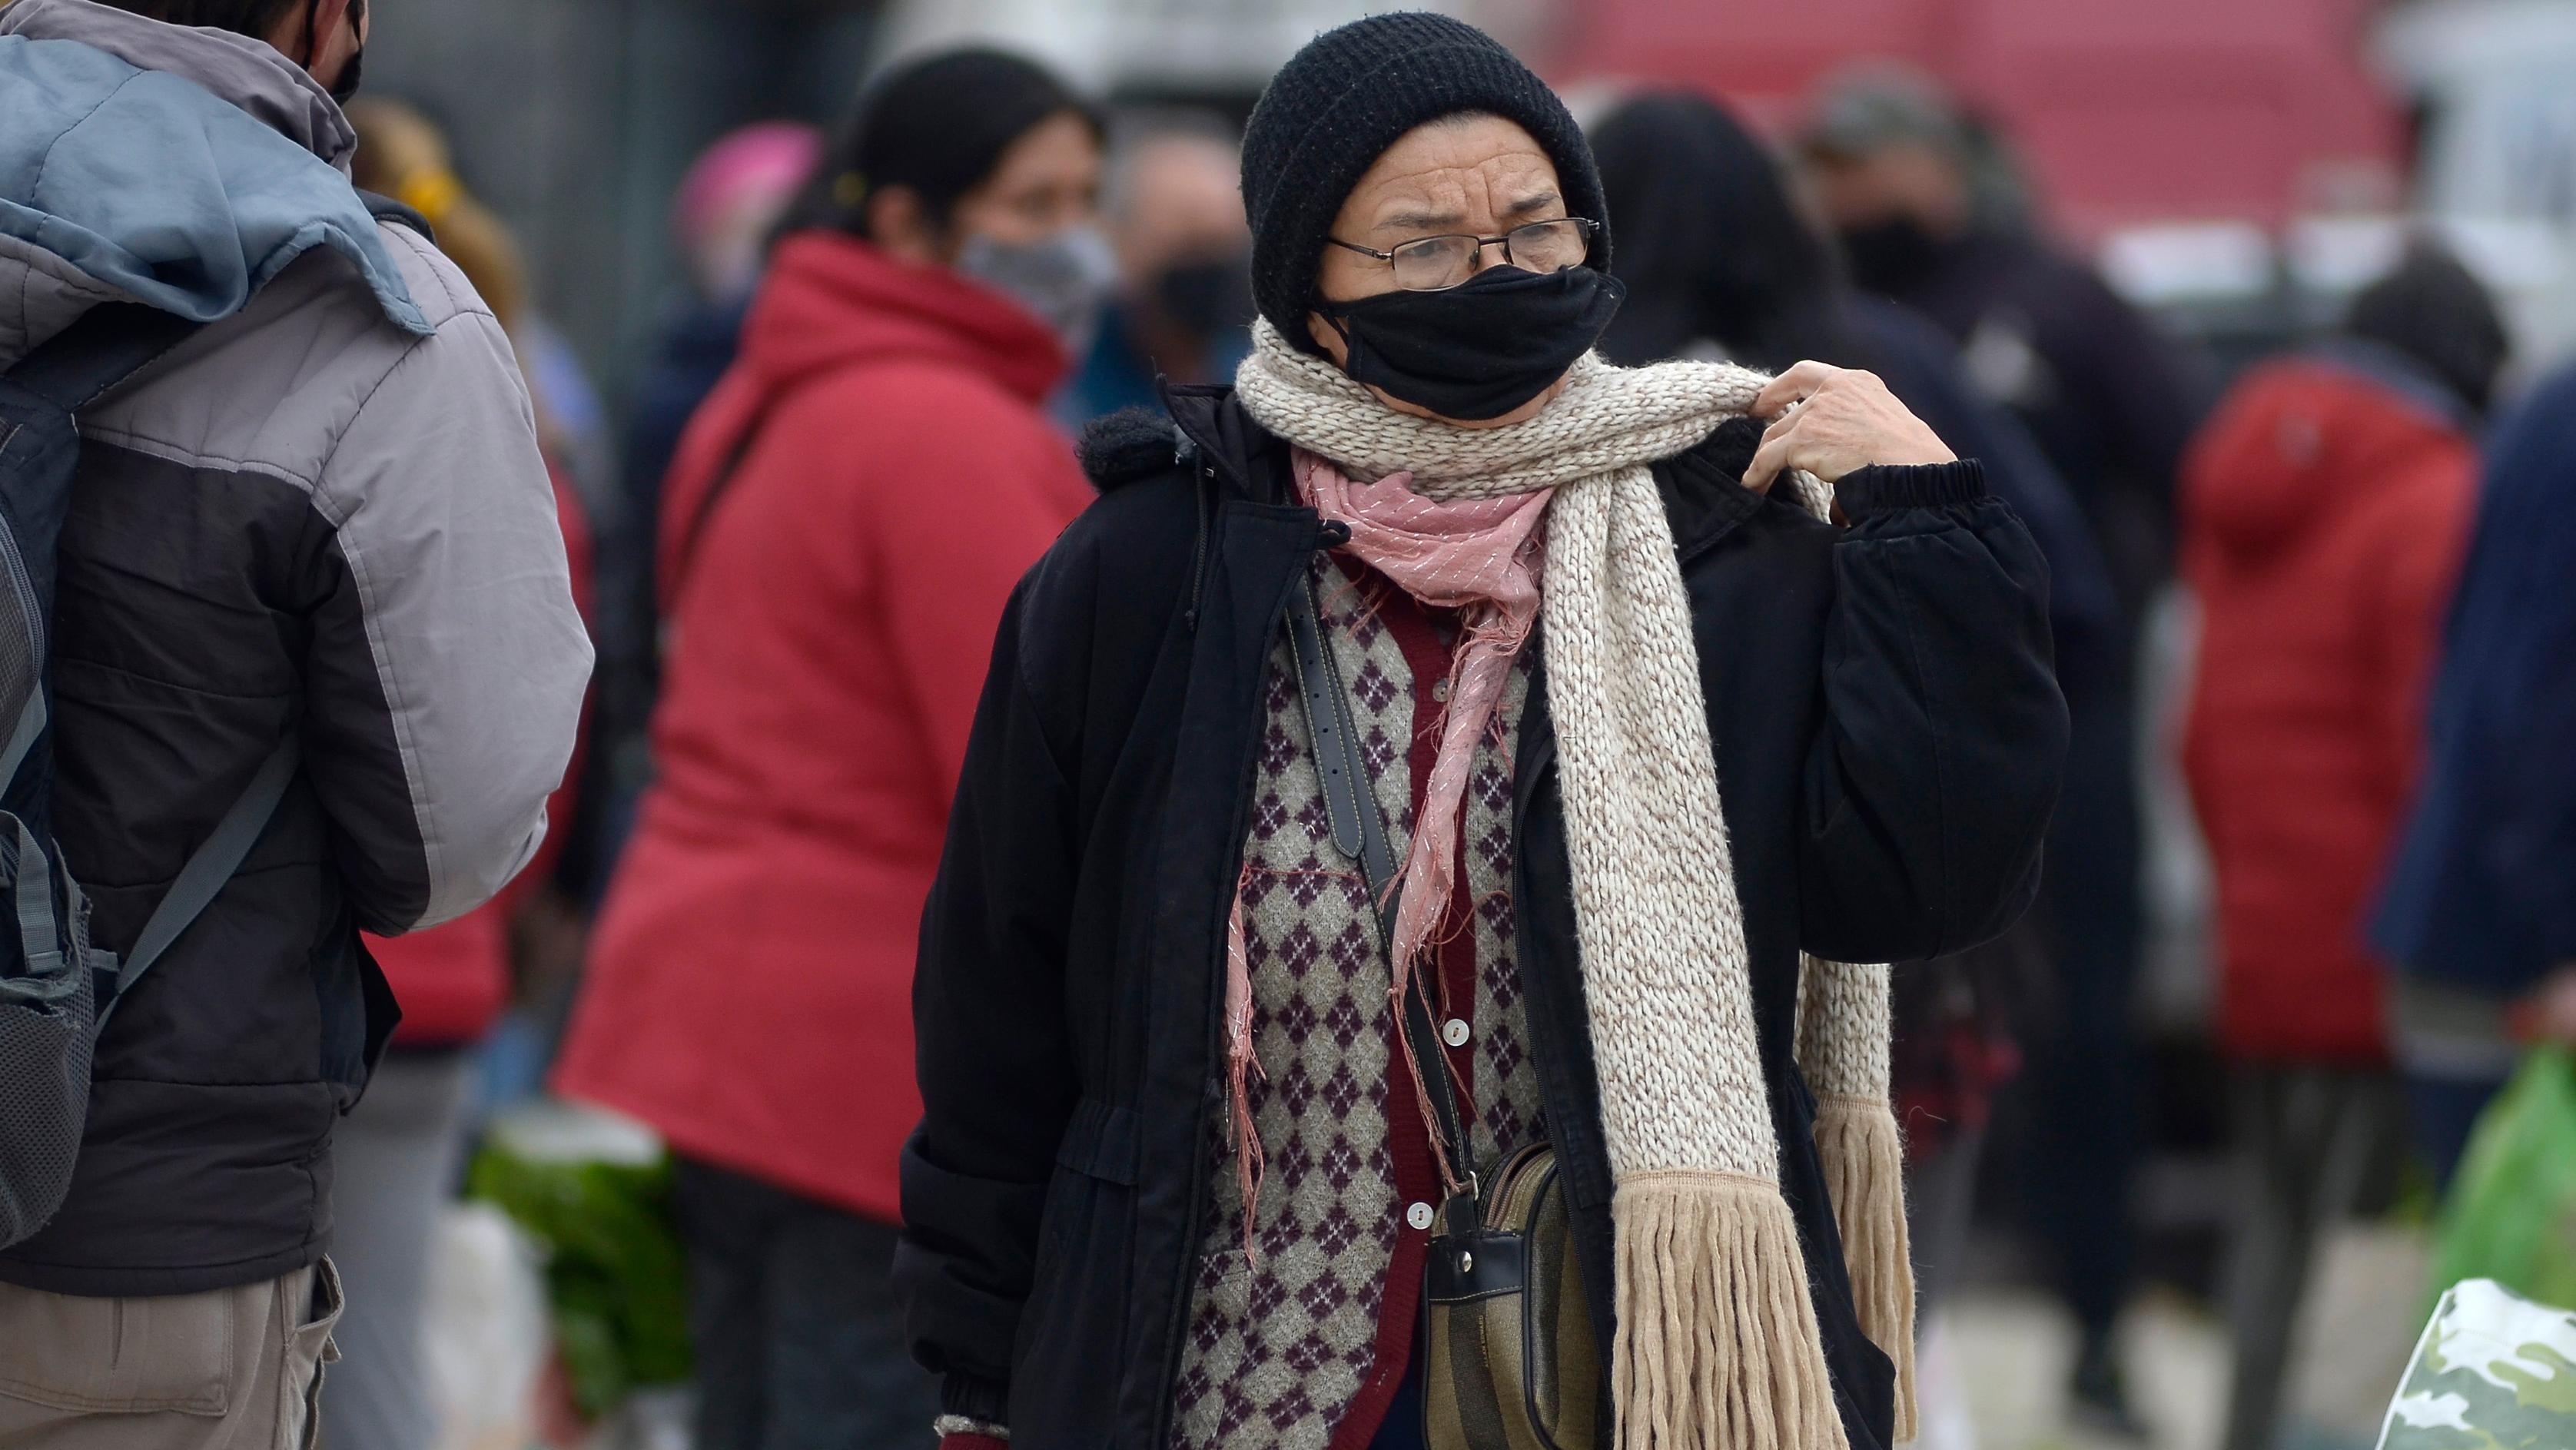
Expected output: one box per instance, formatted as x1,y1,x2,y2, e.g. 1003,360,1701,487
0,0,424,364
741,231,1068,406
2183,343,2471,561
2,0,355,169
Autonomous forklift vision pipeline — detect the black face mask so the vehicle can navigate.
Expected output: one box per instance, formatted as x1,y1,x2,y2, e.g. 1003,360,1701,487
312,1,364,105
329,45,363,104
1318,264,1626,421
1837,216,1947,295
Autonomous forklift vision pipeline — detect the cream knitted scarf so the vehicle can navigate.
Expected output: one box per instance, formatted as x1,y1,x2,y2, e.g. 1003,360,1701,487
1236,320,1917,1448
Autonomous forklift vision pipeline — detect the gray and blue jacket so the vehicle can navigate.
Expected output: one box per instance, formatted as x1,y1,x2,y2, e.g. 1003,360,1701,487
0,0,591,1296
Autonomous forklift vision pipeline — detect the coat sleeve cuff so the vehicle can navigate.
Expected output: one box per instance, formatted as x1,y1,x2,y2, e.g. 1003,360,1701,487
1833,458,1990,516
938,1374,1011,1434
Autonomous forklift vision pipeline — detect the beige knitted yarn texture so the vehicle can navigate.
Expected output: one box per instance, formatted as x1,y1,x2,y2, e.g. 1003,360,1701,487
1237,321,1915,1448
1798,959,1918,1440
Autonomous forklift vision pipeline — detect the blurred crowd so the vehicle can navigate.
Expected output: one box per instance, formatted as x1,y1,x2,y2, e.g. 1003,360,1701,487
48,12,2573,1450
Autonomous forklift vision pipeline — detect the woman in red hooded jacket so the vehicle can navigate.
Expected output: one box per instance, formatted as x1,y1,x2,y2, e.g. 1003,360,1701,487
554,50,1104,1450
2179,246,2505,1450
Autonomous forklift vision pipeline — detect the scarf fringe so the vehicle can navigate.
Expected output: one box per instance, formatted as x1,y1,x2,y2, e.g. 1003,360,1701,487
1611,1173,1849,1450
1812,1096,1917,1442
1223,864,1266,1264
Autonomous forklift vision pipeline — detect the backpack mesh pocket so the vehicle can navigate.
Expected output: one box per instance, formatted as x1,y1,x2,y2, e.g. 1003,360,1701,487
0,816,93,1247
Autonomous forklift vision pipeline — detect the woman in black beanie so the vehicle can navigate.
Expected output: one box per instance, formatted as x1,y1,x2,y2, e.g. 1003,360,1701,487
897,16,2067,1450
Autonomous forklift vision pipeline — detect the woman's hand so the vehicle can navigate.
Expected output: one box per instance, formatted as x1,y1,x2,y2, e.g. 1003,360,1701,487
1743,360,1956,494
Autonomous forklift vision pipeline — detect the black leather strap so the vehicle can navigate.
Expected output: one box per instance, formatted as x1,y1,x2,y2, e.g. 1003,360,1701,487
1287,572,1374,868
1287,572,1472,1196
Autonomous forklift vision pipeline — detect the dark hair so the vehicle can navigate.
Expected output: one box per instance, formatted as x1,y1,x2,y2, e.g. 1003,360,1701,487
2345,244,2511,419
781,47,1094,242
101,0,360,42
1590,90,1840,368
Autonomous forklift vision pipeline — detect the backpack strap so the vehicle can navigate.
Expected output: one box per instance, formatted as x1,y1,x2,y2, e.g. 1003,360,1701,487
5,304,204,416
1,305,284,1030
92,737,300,1036
2,694,62,997
0,692,46,798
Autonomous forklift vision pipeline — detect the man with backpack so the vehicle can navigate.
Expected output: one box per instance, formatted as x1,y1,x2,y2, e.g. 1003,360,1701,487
0,0,589,1442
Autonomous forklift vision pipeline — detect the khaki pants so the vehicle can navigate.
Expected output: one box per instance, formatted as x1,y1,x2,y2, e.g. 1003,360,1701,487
0,1259,341,1450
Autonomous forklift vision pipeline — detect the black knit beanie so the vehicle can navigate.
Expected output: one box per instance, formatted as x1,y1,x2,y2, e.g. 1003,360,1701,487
1241,13,1611,357
2345,244,2510,419
795,48,1096,238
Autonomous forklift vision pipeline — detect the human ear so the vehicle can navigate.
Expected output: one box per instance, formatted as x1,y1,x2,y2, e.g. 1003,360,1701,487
1306,312,1350,364
865,186,944,267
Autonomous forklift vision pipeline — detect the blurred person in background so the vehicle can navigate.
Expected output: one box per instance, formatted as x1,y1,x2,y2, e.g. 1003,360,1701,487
584,123,820,919
1798,67,2200,616
1060,111,1256,422
614,122,823,643
2179,245,2505,1450
341,96,598,1450
553,48,1102,1450
2373,353,2576,1184
898,15,2066,1450
1799,67,2203,1431
1588,87,2116,1326
0,1,589,1443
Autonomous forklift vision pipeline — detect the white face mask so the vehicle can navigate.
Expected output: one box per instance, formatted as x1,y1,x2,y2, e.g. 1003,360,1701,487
953,224,1119,359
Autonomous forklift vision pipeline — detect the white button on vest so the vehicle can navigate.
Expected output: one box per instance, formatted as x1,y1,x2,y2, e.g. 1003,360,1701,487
1406,1201,1435,1231
1442,1018,1471,1048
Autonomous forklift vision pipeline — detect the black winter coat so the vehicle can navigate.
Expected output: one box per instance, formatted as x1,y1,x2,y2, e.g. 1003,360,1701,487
895,387,2068,1450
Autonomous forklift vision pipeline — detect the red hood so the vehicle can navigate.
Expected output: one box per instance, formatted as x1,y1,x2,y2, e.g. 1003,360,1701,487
657,231,1069,602
739,231,1067,404
2183,357,2469,562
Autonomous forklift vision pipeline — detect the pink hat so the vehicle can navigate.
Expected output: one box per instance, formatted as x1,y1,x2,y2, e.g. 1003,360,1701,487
672,122,825,252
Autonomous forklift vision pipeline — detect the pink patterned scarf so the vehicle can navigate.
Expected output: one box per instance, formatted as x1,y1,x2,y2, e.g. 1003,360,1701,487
1224,448,1551,1252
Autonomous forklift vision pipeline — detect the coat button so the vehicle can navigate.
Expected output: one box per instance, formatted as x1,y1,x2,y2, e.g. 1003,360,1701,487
1442,1018,1471,1048
1406,1202,1435,1231
1430,679,1451,704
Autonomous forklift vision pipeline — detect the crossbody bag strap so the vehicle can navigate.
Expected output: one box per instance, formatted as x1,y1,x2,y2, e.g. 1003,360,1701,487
93,737,300,1037
1286,572,1474,1196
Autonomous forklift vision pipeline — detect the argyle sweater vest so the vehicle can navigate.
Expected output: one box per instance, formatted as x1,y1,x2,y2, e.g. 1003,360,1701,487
1169,558,1546,1450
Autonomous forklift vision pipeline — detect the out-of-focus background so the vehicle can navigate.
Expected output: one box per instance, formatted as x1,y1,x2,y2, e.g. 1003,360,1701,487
338,2,2576,1449
372,0,2576,397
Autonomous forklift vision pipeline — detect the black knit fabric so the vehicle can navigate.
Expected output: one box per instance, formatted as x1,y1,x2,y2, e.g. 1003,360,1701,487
1240,12,1611,356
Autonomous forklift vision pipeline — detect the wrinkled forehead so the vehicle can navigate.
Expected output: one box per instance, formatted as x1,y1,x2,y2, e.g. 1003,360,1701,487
1338,113,1562,238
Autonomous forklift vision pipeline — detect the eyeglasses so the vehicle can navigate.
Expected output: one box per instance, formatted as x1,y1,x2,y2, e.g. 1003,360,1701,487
1326,217,1600,292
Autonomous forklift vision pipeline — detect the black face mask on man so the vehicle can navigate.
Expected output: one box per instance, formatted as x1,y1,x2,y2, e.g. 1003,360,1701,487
329,45,363,104
1837,215,1947,295
1317,264,1626,422
309,0,365,104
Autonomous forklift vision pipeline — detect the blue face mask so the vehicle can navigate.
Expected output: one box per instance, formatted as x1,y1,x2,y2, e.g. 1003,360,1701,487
954,224,1120,359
